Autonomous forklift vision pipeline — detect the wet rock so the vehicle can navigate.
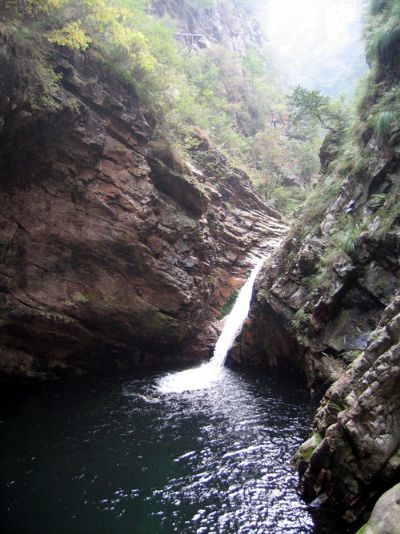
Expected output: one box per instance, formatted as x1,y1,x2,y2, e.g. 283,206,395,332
322,308,376,352
319,132,339,172
294,433,322,473
297,240,321,276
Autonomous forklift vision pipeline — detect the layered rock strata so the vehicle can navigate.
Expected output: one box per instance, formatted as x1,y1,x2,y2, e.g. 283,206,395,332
0,36,285,380
297,295,400,531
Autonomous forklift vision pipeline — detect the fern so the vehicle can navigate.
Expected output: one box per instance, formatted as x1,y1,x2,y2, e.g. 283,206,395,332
290,308,309,331
372,110,395,142
305,271,330,293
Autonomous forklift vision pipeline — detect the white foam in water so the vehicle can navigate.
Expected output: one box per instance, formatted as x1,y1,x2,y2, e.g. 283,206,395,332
157,257,264,393
156,363,223,394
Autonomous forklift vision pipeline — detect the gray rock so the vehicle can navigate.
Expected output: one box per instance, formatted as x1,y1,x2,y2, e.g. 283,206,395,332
357,483,400,534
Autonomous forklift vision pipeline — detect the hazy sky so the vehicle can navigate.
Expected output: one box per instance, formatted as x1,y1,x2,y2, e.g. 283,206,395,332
261,0,367,94
265,0,362,52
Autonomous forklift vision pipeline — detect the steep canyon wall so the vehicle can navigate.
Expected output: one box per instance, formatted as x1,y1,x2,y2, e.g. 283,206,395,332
0,21,284,379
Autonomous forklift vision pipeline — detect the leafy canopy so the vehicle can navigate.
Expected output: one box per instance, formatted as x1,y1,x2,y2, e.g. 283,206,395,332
288,86,338,133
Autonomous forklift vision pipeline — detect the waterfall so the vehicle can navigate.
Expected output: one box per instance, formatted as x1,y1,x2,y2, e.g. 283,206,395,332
157,257,264,393
209,257,265,368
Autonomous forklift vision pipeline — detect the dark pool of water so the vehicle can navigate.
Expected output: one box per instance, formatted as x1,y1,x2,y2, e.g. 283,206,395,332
1,367,314,533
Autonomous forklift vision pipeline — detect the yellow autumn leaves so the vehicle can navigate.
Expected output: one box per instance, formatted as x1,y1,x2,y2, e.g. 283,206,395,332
34,0,156,70
47,20,91,50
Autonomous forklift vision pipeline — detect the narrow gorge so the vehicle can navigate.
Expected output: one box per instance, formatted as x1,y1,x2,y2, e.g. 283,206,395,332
1,0,399,533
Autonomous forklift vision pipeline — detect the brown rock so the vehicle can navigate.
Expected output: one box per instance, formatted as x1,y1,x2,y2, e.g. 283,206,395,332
0,41,285,380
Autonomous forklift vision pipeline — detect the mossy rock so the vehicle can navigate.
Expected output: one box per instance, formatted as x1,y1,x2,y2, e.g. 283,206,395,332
72,291,90,303
295,433,322,464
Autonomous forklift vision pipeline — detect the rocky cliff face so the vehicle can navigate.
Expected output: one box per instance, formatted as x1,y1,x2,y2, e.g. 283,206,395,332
150,0,263,53
230,138,400,532
230,129,400,530
297,295,400,531
0,26,284,380
230,132,400,384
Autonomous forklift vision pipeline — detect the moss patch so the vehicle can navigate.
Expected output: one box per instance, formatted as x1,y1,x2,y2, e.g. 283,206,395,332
72,291,90,304
296,433,323,463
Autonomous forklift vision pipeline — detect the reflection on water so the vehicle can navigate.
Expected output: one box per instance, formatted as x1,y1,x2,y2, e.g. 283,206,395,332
1,368,314,533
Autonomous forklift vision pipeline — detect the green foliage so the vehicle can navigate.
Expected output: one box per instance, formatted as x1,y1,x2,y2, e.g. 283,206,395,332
305,269,331,293
0,22,64,112
37,93,61,111
334,142,365,175
290,307,309,330
354,72,376,113
371,0,388,15
371,110,395,142
283,0,400,315
72,291,90,303
366,0,400,72
289,308,312,346
342,348,362,364
374,182,400,238
47,19,91,50
290,138,320,182
248,121,320,215
304,213,366,298
288,85,344,134
332,215,367,254
302,175,343,225
219,290,238,318
7,0,322,216
26,0,159,71
366,86,400,145
242,47,265,94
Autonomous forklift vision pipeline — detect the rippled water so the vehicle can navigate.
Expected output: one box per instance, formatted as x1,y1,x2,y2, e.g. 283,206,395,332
1,368,314,533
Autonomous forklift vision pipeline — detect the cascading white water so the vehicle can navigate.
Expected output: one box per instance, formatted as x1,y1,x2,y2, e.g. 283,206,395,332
157,257,264,393
209,256,265,368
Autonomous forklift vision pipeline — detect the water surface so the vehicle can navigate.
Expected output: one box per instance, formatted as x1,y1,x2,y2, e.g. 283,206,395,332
1,368,314,533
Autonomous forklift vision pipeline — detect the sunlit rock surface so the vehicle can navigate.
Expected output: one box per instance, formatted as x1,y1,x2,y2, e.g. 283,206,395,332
356,482,400,534
0,37,285,380
151,0,263,54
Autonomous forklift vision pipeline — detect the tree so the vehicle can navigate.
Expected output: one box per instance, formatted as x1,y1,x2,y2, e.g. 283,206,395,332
242,47,265,94
287,85,338,133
